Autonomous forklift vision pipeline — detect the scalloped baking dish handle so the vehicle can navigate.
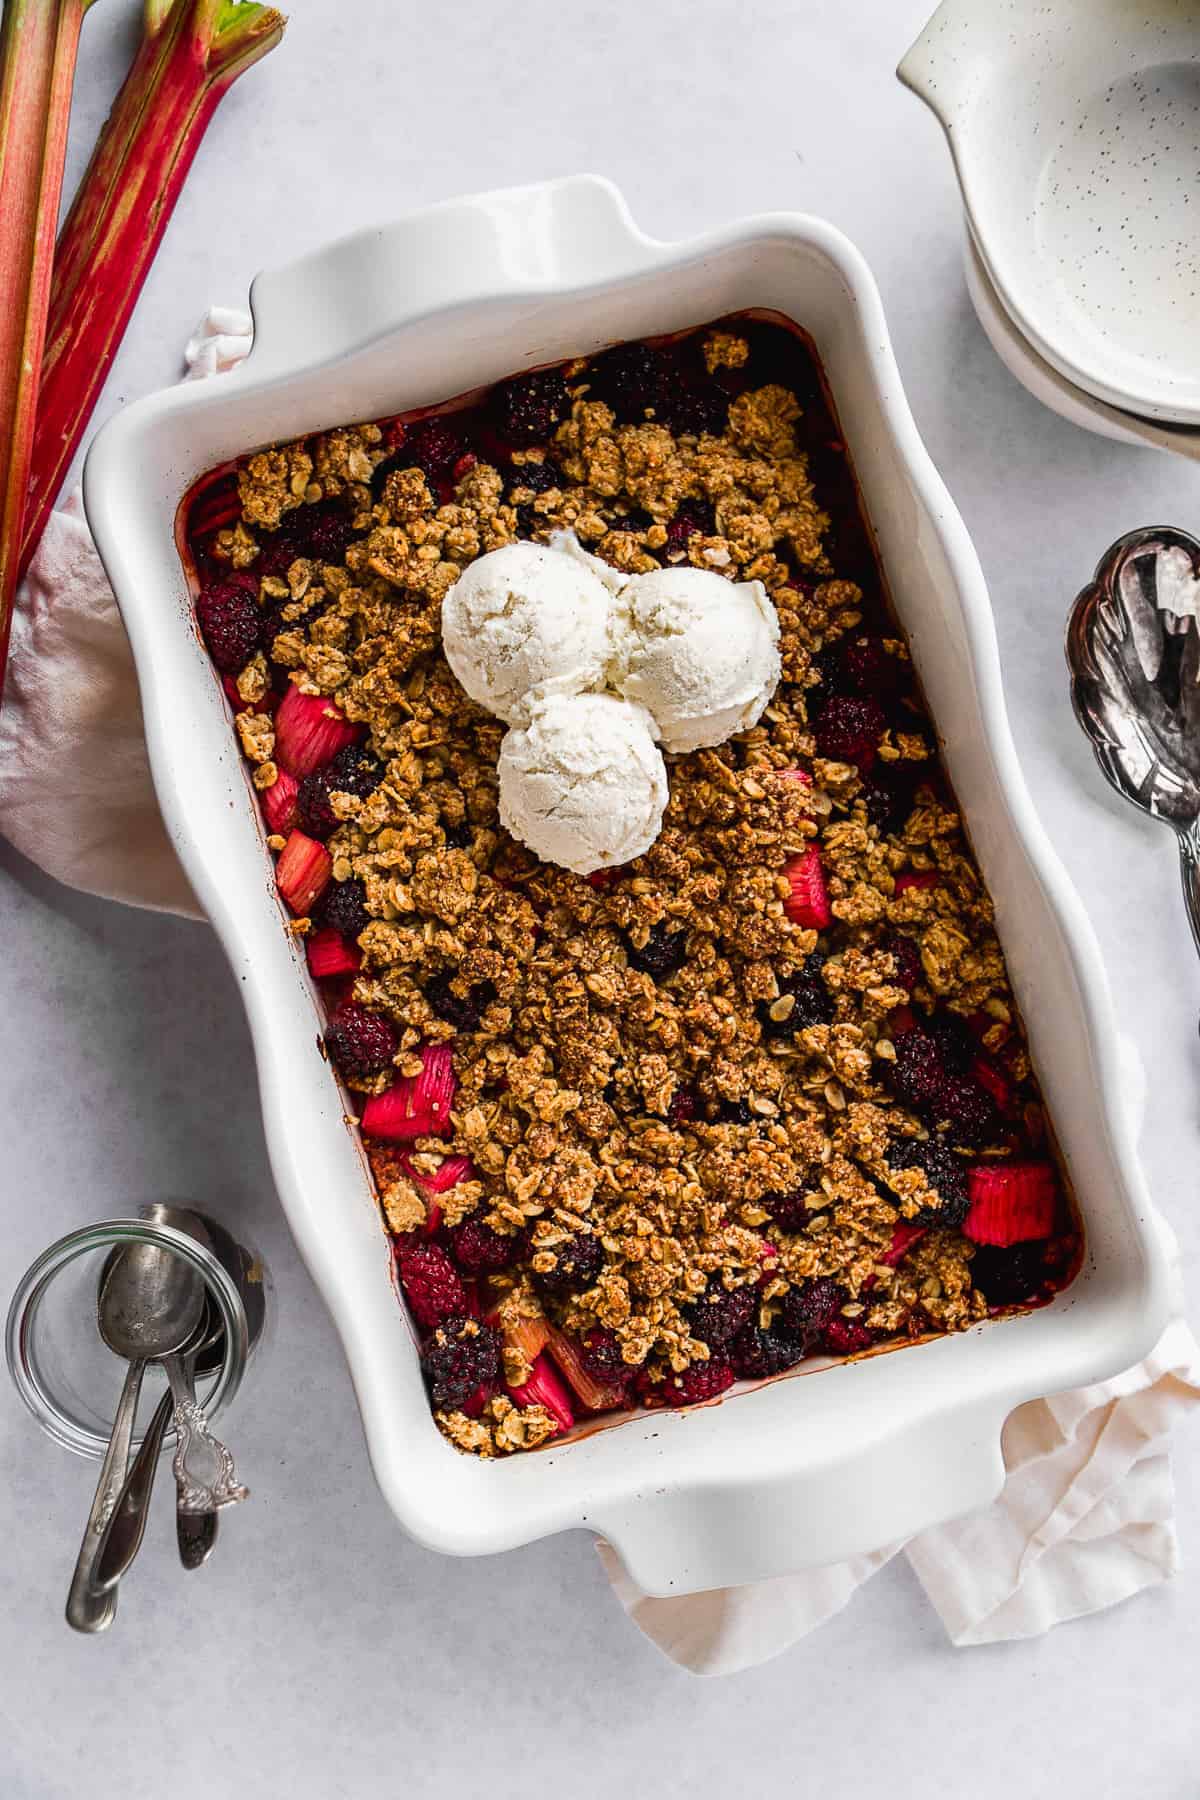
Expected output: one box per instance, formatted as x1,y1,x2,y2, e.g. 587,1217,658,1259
244,174,660,385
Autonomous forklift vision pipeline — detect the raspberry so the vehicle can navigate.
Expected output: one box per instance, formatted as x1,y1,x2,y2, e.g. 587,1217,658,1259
424,970,495,1032
777,1277,846,1338
839,635,904,698
685,1280,757,1351
581,1327,633,1386
296,743,382,839
448,1217,521,1275
935,1074,999,1147
535,1232,603,1297
757,952,832,1039
422,1315,499,1409
824,1317,875,1355
324,1001,398,1081
587,342,664,422
969,1242,1048,1307
761,1189,810,1233
397,1243,467,1330
659,1359,735,1406
321,876,369,938
887,1137,970,1227
665,499,716,552
730,1325,805,1379
885,933,923,992
888,1023,947,1112
196,575,259,672
814,694,886,771
489,370,572,446
625,924,688,977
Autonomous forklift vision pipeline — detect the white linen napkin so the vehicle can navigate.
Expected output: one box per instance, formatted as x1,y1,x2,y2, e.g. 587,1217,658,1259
1,310,1197,1674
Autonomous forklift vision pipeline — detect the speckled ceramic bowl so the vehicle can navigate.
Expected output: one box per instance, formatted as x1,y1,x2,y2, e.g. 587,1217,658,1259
901,0,1200,424
82,176,1170,1596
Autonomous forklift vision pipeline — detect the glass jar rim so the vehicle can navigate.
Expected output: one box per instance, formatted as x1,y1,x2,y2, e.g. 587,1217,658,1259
6,1217,250,1458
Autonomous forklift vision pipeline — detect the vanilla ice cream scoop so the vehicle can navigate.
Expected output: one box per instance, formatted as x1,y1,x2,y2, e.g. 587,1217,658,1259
615,565,781,754
498,693,668,876
441,540,614,725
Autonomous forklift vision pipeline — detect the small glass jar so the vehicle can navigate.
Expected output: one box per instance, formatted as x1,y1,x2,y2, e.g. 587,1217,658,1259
6,1215,255,1458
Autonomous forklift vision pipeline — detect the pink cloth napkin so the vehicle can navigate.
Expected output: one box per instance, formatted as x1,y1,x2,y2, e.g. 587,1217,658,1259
2,310,1197,1675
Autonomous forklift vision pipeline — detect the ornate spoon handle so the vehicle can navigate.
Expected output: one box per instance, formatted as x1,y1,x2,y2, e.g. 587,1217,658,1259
161,1352,249,1514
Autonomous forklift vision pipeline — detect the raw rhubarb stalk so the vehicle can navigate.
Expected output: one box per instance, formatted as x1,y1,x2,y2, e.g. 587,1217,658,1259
0,0,97,695
21,0,285,571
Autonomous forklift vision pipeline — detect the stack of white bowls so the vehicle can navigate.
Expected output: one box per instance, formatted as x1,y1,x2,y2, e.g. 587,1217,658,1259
899,0,1200,462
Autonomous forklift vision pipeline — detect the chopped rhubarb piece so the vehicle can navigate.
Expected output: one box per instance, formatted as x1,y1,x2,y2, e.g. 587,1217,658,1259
507,1352,575,1435
782,846,831,928
964,1162,1058,1246
274,684,361,777
544,1324,628,1412
275,830,331,915
306,928,361,979
260,768,299,834
483,1301,552,1366
881,1222,928,1266
894,870,939,894
360,1043,456,1142
399,1153,475,1194
411,1042,456,1133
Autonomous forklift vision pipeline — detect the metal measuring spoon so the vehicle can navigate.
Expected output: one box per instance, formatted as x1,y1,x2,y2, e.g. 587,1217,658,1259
1067,526,1200,960
65,1238,206,1633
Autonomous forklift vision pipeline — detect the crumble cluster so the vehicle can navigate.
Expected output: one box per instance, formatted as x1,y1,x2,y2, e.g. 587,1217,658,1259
202,322,1062,1459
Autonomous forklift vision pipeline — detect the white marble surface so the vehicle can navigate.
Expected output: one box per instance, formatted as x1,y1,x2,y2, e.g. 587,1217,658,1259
2,1,1199,1794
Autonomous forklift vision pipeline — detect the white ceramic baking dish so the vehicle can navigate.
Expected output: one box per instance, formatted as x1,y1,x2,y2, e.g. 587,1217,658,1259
84,175,1170,1597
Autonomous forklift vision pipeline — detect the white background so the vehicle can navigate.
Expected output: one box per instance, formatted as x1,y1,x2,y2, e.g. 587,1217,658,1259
2,2,1198,1795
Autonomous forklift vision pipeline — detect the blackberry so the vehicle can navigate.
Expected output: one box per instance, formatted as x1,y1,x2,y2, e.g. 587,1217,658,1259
581,1327,633,1386
297,743,382,839
859,766,918,835
928,1011,977,1074
396,1243,467,1330
665,499,716,553
422,1315,500,1410
659,1359,735,1406
321,876,369,939
888,1024,947,1113
604,507,654,535
814,694,886,771
448,1217,521,1276
535,1232,603,1297
719,1098,754,1125
258,588,328,657
685,1281,757,1352
441,820,473,850
587,342,664,422
839,634,904,699
324,1002,398,1081
260,499,355,572
969,1242,1048,1308
625,923,688,978
885,934,923,993
656,377,728,438
489,370,572,446
505,459,558,498
196,575,259,672
777,1277,846,1339
371,419,465,499
761,1189,810,1233
424,970,495,1033
757,951,832,1039
935,1073,999,1148
730,1325,805,1379
887,1137,970,1227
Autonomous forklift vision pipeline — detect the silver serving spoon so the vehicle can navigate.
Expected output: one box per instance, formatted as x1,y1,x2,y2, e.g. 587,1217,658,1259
1067,526,1200,960
66,1237,206,1634
90,1297,223,1591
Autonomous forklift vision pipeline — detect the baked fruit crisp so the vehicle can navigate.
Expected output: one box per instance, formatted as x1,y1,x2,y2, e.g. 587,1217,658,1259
183,316,1081,1456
